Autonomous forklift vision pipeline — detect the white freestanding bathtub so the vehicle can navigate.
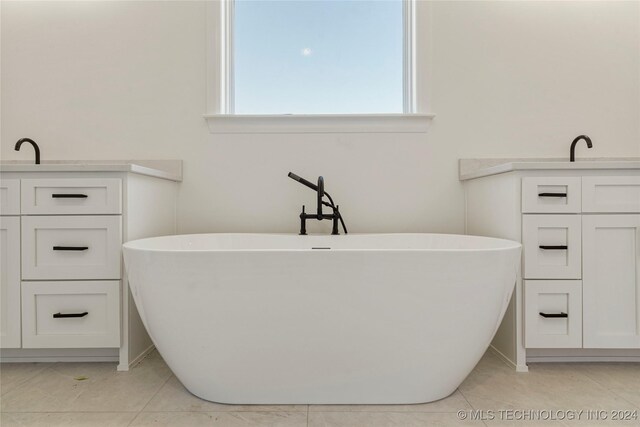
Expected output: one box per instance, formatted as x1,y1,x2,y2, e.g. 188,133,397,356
123,233,520,404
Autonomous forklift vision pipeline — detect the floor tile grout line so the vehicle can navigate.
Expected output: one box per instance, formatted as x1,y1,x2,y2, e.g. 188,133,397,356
139,373,173,413
0,363,57,397
133,410,460,412
132,353,170,427
569,365,640,410
458,387,483,425
126,410,142,427
307,409,467,413
594,386,640,410
0,411,141,414
306,404,309,427
11,409,471,414
1,366,64,412
3,409,327,414
574,366,604,386
307,410,465,414
457,387,477,411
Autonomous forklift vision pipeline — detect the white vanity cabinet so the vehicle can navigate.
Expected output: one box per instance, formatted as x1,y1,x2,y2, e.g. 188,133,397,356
461,159,640,371
0,161,180,369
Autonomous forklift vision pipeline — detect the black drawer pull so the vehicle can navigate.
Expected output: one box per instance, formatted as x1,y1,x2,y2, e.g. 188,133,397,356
53,311,88,319
53,246,89,251
538,192,567,198
539,245,568,250
51,193,88,198
539,312,568,318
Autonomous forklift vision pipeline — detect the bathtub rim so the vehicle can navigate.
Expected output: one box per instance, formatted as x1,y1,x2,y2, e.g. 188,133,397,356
123,232,521,253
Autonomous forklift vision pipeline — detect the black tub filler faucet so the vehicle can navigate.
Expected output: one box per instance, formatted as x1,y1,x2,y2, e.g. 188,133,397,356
288,172,348,236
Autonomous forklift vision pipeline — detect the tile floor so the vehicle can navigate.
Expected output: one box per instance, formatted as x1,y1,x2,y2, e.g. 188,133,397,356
1,350,639,426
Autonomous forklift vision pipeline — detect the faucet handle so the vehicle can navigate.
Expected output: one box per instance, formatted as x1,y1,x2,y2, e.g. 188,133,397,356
299,205,307,235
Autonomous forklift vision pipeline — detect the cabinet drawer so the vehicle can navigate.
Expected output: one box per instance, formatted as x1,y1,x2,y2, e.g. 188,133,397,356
582,176,640,213
21,281,120,348
22,216,122,280
522,177,581,213
0,178,20,215
523,215,581,279
525,280,582,348
21,178,121,215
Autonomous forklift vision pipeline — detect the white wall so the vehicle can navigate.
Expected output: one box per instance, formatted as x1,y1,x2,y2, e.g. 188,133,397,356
2,1,639,234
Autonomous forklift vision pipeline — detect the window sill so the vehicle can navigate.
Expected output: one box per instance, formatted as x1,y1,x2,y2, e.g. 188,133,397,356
203,113,435,134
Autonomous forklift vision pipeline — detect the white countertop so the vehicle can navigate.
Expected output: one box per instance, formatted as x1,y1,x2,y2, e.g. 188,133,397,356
0,160,182,181
459,158,640,180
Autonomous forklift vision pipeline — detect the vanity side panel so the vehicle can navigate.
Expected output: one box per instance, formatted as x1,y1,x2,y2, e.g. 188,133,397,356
464,172,523,369
122,173,178,370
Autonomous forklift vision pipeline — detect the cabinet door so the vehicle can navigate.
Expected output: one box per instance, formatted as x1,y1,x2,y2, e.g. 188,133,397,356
0,179,20,215
583,215,640,348
1,216,21,348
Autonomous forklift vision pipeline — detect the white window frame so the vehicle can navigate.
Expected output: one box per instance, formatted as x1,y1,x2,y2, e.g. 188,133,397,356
204,0,434,133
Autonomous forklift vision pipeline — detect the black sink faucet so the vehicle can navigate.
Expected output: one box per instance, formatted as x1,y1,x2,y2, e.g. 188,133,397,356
569,135,592,162
288,172,348,235
15,138,41,164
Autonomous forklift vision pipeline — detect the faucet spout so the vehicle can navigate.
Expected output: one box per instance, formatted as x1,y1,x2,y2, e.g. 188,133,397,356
569,135,592,162
316,176,324,218
14,138,41,164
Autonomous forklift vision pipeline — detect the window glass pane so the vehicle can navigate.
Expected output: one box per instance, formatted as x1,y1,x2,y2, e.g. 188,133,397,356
233,0,404,114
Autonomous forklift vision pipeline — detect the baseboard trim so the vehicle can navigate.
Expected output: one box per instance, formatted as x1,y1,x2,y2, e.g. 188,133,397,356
119,344,155,371
1,348,119,364
526,348,640,363
489,345,529,372
527,355,640,363
1,355,118,363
